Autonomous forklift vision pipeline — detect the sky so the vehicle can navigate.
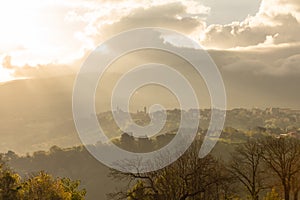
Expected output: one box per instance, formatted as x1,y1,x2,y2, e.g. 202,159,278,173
0,0,260,78
0,0,300,108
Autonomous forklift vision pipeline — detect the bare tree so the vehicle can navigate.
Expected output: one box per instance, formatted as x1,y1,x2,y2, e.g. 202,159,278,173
291,175,300,200
260,136,300,200
229,139,266,200
108,140,234,200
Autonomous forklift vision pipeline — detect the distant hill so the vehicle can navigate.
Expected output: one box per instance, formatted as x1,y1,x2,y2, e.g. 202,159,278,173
1,75,300,154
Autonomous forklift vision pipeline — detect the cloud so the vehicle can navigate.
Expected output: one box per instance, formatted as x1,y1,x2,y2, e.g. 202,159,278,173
206,45,300,109
2,56,13,69
201,0,300,49
209,43,300,76
0,1,93,66
0,0,211,81
92,1,208,43
0,54,82,80
198,0,300,78
0,0,210,68
202,0,261,25
277,54,300,74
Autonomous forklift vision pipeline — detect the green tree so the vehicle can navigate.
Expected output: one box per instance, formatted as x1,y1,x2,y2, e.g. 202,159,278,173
61,178,86,200
263,188,282,200
126,181,153,200
0,170,21,200
21,171,86,200
22,171,70,200
0,155,22,200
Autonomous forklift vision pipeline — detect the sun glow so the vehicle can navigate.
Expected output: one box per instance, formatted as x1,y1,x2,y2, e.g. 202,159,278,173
0,0,43,50
0,67,13,83
0,0,96,69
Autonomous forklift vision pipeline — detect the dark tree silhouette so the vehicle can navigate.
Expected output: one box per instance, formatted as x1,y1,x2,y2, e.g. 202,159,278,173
260,136,300,200
229,139,266,200
108,140,235,200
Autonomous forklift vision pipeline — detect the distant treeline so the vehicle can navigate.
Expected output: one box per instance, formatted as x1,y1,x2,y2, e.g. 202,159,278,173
99,108,300,139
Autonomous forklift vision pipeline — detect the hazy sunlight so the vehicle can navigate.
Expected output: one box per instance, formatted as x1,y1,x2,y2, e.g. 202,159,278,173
0,66,13,83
